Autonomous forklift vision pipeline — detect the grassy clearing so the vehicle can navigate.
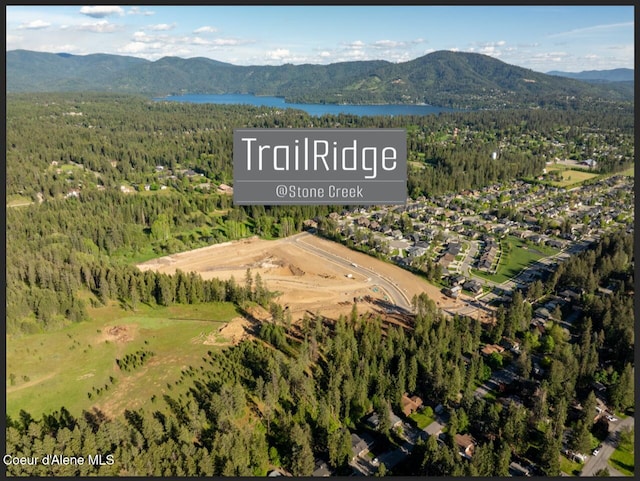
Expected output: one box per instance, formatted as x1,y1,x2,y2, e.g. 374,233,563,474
472,236,558,284
559,454,583,476
609,429,634,476
619,166,634,177
6,301,239,420
6,194,33,207
409,409,436,429
545,167,600,188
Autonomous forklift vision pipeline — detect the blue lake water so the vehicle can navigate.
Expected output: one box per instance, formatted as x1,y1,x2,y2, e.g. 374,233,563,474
156,93,455,117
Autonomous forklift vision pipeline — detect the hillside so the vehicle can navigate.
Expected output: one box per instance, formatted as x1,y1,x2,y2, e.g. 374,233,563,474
6,49,634,109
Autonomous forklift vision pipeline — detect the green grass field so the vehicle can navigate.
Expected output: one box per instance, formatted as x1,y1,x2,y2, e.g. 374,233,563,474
609,428,634,476
559,454,583,476
472,236,559,284
619,166,634,177
6,301,240,420
409,409,436,429
545,167,600,188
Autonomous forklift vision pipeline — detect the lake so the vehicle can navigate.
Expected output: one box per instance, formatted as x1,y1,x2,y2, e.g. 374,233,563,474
155,93,455,117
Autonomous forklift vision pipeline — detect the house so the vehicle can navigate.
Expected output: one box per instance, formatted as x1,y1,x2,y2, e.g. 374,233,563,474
424,421,443,438
217,183,234,194
501,337,521,354
446,242,462,256
357,217,371,227
406,246,428,258
443,286,460,299
547,239,565,249
534,307,551,319
351,433,371,460
312,460,332,477
450,275,466,286
401,393,424,417
366,410,402,431
438,253,455,268
303,219,318,230
463,280,482,294
559,288,581,301
478,259,492,271
481,344,505,357
454,433,475,459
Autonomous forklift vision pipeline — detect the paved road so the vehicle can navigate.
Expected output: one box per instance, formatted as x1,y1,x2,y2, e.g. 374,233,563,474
579,415,634,476
287,232,414,312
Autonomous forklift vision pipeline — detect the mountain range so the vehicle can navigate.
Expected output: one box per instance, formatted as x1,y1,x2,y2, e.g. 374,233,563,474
547,68,633,83
6,49,634,109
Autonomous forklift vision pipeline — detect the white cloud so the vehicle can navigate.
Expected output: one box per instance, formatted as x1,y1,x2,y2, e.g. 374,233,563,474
319,51,331,57
18,20,51,30
128,6,154,16
118,42,157,54
266,48,290,60
527,51,570,65
132,31,154,43
346,40,365,48
117,41,192,60
6,34,23,47
191,37,210,46
194,26,218,34
79,6,124,18
211,38,250,46
78,20,119,33
372,40,406,49
36,43,83,54
149,23,175,32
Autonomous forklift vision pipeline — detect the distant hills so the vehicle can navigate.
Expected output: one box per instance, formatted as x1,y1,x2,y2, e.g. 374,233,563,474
6,49,634,109
547,68,633,83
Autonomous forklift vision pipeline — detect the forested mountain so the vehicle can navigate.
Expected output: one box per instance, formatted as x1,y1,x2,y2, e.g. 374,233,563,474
6,50,633,109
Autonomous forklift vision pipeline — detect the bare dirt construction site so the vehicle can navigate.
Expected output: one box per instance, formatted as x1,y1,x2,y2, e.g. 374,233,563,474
137,232,493,327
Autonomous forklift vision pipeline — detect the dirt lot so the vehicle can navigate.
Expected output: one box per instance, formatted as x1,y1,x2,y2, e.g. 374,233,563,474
137,232,492,323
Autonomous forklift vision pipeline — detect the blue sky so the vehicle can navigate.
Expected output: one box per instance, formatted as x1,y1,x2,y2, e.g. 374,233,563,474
5,5,635,72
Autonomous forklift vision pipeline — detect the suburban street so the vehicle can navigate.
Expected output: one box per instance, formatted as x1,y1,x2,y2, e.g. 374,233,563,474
579,415,634,477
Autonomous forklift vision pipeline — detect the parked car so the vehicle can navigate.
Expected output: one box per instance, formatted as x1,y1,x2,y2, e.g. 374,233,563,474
592,445,602,456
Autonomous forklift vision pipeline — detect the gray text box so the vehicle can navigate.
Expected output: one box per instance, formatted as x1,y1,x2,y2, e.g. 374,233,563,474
233,129,406,205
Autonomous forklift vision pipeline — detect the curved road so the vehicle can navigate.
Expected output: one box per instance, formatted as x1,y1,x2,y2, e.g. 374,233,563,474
285,232,414,313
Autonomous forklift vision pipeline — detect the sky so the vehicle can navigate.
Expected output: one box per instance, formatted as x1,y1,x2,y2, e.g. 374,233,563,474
5,5,635,73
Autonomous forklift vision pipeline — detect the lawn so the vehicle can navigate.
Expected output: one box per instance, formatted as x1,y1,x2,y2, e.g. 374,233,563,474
609,428,634,476
472,236,559,284
559,454,583,476
6,301,240,420
409,409,436,429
